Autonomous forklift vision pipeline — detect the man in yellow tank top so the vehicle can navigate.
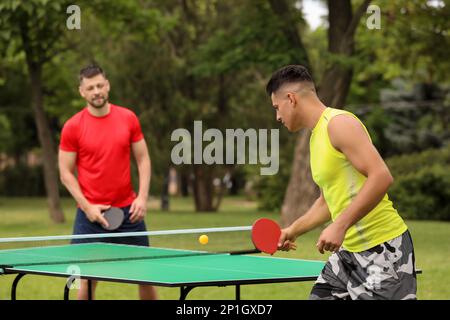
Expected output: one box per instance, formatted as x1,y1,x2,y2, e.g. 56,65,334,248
266,65,417,300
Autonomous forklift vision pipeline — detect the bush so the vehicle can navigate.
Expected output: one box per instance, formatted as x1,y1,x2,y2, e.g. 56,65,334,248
0,164,46,196
256,174,288,211
0,164,70,197
387,146,450,221
387,145,450,176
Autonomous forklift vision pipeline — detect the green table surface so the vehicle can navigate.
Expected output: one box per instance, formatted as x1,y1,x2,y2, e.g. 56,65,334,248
0,243,325,286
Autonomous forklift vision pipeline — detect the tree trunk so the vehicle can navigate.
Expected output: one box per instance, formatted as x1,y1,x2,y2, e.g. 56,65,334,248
274,0,371,226
267,0,311,67
19,14,65,223
160,168,170,211
266,0,315,226
192,165,215,212
318,0,368,107
28,65,65,223
280,131,319,227
179,170,190,197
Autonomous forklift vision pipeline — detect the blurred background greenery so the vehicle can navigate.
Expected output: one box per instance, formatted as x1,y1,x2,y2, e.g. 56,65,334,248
1,0,448,222
0,0,449,300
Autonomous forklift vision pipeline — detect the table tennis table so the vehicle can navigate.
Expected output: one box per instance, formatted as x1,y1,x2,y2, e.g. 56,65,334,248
0,243,325,300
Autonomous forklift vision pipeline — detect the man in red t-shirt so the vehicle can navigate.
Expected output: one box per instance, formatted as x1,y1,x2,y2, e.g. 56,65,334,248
59,64,157,300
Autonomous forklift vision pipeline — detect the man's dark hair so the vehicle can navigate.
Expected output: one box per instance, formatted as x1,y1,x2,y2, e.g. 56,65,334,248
79,64,106,83
266,65,314,96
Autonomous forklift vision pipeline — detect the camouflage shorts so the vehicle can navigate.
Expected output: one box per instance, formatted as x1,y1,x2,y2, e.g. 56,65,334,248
310,230,417,300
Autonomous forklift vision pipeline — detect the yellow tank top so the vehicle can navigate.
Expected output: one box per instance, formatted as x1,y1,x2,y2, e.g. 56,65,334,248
310,107,407,252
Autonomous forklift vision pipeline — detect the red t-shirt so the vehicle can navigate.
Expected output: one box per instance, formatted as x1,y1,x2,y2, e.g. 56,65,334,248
59,104,144,207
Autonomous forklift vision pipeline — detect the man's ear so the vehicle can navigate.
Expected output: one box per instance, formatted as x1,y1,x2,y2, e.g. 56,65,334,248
79,86,84,98
287,92,297,107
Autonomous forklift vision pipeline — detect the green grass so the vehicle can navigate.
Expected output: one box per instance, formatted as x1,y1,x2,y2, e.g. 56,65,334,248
0,196,449,300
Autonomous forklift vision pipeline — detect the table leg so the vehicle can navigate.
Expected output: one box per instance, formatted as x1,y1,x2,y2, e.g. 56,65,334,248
179,286,194,300
88,279,92,300
64,278,93,300
235,285,241,300
11,274,26,300
64,280,70,300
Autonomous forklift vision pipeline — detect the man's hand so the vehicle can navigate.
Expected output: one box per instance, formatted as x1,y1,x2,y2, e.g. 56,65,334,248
83,204,111,229
129,196,147,223
316,222,347,254
278,227,298,251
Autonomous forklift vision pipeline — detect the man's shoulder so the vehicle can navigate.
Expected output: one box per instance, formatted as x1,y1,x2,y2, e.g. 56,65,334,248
111,104,137,117
327,107,356,119
327,109,371,146
326,108,363,129
63,108,86,129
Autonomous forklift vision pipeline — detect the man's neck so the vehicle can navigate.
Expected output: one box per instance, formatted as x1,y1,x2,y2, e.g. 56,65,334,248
303,101,327,130
87,103,110,117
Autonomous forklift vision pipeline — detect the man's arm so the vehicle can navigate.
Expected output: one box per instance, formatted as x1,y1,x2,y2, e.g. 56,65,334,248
315,115,394,254
58,150,109,227
278,193,331,251
129,139,151,223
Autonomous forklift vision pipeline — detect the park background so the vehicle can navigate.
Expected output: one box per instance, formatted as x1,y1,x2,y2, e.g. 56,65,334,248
0,0,449,299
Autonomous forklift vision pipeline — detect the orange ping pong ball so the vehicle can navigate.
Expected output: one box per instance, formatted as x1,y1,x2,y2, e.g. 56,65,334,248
199,235,209,245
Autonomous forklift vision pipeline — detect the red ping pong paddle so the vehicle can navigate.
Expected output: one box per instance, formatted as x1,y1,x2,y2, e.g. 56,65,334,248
251,218,281,255
101,207,124,231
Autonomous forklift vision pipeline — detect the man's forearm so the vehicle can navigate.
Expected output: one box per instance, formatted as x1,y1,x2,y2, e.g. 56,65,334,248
334,171,393,231
60,173,91,210
136,156,151,200
290,196,331,237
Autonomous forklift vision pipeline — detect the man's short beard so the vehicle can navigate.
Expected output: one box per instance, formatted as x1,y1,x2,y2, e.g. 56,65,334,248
90,97,108,108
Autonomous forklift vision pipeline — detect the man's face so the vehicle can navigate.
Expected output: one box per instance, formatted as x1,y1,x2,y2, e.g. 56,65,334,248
79,74,110,108
271,91,297,132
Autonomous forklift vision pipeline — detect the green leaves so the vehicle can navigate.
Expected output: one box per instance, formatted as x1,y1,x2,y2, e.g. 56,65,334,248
389,164,450,220
354,0,450,83
0,114,12,152
386,145,450,220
